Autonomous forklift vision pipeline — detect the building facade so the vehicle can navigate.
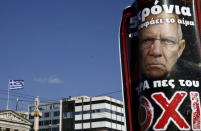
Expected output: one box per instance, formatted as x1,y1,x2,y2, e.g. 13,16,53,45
29,96,125,131
29,101,61,131
0,110,32,131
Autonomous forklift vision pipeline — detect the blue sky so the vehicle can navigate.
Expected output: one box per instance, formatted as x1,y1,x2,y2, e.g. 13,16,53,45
0,0,132,110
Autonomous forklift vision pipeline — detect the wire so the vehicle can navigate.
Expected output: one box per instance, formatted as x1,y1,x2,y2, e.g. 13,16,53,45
95,90,122,97
0,88,123,111
0,89,54,101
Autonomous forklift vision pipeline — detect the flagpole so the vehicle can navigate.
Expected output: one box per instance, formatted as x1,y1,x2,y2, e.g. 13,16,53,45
6,81,10,110
6,80,24,110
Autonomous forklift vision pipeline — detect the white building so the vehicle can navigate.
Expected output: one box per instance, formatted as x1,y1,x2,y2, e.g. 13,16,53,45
74,96,125,131
29,96,125,131
0,110,32,131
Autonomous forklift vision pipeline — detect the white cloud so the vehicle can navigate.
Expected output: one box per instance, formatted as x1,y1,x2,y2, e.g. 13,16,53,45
33,76,63,84
48,77,62,84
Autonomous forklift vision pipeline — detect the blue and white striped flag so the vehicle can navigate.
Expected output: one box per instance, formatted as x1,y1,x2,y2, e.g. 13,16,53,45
9,80,24,90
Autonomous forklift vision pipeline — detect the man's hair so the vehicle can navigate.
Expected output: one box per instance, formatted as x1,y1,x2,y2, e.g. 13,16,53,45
139,12,184,41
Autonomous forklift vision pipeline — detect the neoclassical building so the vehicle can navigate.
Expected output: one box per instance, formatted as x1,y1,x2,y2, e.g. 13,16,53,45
0,110,32,131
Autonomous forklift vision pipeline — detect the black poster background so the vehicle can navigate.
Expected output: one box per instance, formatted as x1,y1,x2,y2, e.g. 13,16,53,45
120,0,201,131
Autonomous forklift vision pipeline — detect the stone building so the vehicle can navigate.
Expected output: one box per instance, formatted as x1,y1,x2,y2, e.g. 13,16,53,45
0,110,32,131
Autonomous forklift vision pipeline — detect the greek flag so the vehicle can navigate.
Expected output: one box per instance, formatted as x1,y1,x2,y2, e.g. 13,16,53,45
9,80,24,90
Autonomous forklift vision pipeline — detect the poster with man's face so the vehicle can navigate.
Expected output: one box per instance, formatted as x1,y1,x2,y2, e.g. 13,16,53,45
120,0,201,130
139,12,185,79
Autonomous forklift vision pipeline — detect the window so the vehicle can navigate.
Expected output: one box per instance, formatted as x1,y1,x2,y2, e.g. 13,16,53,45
74,108,125,117
39,105,46,110
54,111,60,117
39,121,44,126
44,112,50,118
29,115,34,119
75,112,82,115
53,103,60,109
63,112,74,119
46,105,52,110
52,119,59,125
44,120,51,125
29,106,35,112
116,112,124,116
52,128,59,131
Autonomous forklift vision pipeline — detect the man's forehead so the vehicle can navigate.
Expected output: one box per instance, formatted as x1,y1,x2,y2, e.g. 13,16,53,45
145,13,177,21
139,22,178,35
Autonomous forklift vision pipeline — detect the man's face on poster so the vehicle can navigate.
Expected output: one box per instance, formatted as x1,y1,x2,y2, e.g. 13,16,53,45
139,13,185,79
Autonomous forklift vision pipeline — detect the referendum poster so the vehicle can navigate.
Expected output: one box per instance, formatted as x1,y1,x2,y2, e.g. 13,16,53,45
120,0,201,130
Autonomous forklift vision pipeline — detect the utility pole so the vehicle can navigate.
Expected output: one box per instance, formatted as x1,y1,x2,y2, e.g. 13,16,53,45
16,98,23,111
31,97,42,131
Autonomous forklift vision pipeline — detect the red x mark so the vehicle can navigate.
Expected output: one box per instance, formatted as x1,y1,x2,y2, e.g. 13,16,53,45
152,92,190,130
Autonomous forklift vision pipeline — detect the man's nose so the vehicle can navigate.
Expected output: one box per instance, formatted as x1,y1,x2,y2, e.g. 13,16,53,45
149,40,162,57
